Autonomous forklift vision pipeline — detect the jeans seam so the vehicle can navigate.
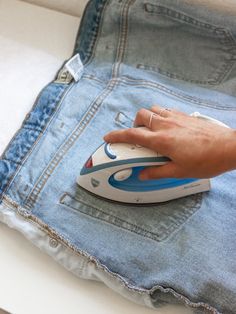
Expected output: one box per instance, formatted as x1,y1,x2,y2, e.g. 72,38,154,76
0,81,55,161
84,0,111,67
22,125,43,133
23,79,117,209
119,76,236,110
0,83,75,202
112,0,135,77
79,74,236,110
83,74,106,85
23,0,135,210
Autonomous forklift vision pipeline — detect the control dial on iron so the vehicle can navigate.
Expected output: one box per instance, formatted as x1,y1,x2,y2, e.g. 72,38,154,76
104,143,117,159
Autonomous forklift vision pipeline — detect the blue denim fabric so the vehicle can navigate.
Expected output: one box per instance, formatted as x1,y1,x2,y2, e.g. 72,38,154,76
0,1,236,313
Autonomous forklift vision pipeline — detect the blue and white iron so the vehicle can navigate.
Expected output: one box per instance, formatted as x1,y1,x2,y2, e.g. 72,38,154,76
77,112,229,204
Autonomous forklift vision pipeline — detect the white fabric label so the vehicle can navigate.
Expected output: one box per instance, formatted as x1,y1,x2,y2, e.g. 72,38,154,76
65,53,84,82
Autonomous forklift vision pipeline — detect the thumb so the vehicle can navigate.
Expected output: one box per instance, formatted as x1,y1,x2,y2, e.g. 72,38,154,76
139,163,181,180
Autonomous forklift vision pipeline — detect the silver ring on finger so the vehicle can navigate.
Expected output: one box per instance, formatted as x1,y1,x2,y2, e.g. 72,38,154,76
148,112,157,128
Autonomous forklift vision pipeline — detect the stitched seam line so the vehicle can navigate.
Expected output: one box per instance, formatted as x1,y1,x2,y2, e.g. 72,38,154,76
1,0,108,198
22,125,43,133
23,81,117,209
0,83,75,202
75,74,236,110
1,1,109,202
24,0,135,210
144,3,222,31
119,76,236,111
83,74,106,84
112,0,135,77
60,193,164,241
136,62,235,86
82,0,110,67
60,193,202,242
21,1,112,207
0,81,56,161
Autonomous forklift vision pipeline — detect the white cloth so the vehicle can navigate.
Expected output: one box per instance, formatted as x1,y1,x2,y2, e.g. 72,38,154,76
0,0,79,154
20,0,88,17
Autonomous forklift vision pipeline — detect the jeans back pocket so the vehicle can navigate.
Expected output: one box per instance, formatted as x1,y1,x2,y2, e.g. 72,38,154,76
60,187,203,242
125,2,236,85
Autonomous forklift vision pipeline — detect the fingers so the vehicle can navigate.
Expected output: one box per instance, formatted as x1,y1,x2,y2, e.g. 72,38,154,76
132,105,188,131
104,127,152,145
133,105,184,131
133,105,173,130
133,108,165,129
150,105,172,118
104,127,159,150
151,105,188,118
139,163,182,180
104,105,188,152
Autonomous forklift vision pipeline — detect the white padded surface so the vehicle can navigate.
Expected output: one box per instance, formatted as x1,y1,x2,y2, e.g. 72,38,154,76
0,0,79,154
0,1,192,313
20,0,88,17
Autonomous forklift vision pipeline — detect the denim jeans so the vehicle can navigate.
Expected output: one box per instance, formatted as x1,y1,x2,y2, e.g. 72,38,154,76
0,1,236,313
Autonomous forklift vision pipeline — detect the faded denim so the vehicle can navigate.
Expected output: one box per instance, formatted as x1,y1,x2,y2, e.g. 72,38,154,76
0,1,236,313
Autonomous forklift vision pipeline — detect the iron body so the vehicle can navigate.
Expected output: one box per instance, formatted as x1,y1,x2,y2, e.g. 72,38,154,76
77,113,228,204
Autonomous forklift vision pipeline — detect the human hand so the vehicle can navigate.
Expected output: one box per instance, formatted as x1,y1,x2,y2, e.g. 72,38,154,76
104,106,236,180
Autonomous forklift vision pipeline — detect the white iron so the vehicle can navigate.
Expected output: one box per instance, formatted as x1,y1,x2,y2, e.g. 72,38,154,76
77,112,229,204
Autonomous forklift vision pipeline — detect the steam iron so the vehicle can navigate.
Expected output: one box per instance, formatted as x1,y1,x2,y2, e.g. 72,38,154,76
77,112,229,204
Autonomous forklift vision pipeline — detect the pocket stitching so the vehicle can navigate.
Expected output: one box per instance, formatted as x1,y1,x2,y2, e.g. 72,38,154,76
142,3,236,85
60,193,164,241
136,64,219,85
60,192,203,243
145,3,221,31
